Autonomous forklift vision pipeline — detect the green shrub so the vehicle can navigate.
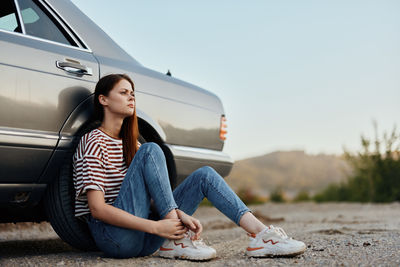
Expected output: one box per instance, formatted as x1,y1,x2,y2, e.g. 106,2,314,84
314,122,400,202
313,183,349,202
293,190,311,202
270,187,285,203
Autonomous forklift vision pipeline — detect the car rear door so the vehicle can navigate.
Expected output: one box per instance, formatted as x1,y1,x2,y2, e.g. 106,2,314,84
0,0,98,183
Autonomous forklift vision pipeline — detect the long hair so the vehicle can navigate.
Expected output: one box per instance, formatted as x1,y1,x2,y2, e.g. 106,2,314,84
93,74,139,166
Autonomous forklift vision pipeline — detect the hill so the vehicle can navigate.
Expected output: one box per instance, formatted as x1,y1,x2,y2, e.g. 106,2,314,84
226,150,350,198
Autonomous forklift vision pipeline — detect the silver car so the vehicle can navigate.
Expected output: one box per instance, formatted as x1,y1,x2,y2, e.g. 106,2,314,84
0,0,233,250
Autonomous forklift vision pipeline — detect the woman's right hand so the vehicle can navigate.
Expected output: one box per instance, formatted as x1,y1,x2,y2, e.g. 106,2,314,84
153,219,187,239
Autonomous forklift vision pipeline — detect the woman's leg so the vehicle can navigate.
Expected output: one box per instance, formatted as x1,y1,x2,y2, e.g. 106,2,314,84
172,166,265,234
88,142,178,258
172,166,265,233
143,165,264,257
141,165,249,255
173,166,251,224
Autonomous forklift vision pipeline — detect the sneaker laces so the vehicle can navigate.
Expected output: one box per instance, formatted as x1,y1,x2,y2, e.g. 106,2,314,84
269,225,289,239
193,238,208,248
185,231,207,248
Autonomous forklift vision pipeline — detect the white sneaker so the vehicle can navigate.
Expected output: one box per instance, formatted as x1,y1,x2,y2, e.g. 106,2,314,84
246,225,306,257
158,231,217,261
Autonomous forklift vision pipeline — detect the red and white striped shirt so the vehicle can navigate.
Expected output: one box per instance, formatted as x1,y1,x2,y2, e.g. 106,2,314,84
72,128,128,217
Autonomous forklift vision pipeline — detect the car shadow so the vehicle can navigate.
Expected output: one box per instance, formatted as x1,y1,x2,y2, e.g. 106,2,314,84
0,238,100,258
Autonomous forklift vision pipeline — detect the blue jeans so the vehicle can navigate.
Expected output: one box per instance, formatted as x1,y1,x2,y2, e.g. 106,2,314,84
87,142,250,258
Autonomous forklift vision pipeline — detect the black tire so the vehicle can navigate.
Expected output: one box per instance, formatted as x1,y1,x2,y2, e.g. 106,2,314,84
44,122,98,251
138,135,146,145
44,146,98,251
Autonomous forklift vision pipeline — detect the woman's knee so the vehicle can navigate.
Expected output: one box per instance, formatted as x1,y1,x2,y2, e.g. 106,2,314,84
141,142,161,152
195,166,222,184
139,142,165,160
198,166,218,176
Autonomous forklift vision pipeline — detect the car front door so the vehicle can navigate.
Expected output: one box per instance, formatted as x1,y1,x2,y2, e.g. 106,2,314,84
0,0,98,183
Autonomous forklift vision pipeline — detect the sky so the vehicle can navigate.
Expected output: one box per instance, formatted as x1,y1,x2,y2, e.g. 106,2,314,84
71,0,400,160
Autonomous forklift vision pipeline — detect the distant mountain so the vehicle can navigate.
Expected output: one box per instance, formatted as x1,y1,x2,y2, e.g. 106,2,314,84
226,150,350,197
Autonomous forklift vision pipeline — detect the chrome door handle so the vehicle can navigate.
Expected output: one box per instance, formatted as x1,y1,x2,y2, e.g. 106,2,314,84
56,60,93,76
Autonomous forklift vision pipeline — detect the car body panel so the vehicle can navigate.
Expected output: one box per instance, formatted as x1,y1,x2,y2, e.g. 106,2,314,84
0,25,98,182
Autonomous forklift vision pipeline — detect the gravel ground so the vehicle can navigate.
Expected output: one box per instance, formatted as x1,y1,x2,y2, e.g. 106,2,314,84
1,202,399,266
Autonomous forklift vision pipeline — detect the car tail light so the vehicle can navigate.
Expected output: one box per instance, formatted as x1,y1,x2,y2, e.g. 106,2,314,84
219,115,227,141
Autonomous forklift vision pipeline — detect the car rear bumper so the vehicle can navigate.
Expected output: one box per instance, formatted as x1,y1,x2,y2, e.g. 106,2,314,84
166,144,234,186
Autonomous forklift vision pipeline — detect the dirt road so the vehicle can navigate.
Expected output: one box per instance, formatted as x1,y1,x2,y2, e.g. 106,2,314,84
1,202,399,266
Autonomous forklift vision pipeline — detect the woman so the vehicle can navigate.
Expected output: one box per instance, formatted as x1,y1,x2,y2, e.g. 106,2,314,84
72,74,306,260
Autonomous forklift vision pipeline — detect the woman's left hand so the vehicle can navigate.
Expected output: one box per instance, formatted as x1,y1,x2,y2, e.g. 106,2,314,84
176,209,203,240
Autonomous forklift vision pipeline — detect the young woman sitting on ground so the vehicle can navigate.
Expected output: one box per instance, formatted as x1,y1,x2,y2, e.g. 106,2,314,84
73,73,306,260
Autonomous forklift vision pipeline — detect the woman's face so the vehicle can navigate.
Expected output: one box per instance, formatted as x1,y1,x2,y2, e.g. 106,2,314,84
100,79,135,118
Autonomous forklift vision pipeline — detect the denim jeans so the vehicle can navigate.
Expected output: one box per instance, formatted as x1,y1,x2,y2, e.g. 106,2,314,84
87,142,250,258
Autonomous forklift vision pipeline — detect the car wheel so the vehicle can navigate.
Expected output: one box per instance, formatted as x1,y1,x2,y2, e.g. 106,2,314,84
44,140,98,251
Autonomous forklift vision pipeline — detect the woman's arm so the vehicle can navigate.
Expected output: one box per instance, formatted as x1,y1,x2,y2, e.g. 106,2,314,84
87,190,186,239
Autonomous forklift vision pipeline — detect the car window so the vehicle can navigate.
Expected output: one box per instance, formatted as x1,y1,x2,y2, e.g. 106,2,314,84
17,0,77,46
0,0,22,33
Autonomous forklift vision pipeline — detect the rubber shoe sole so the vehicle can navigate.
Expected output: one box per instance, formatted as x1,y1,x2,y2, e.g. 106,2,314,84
246,245,306,258
159,250,216,261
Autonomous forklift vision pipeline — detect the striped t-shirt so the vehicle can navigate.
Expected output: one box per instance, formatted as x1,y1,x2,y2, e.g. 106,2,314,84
72,128,128,217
